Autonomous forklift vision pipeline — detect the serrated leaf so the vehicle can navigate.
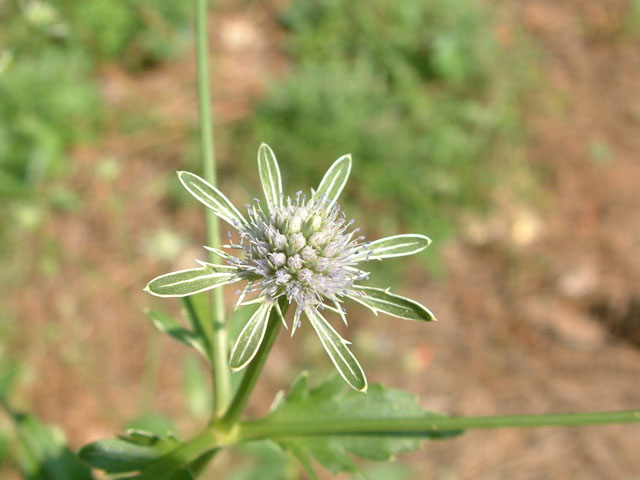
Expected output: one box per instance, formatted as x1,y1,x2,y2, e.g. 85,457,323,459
313,154,351,207
278,440,317,480
352,234,431,262
145,310,207,357
347,286,436,322
263,376,458,477
229,302,274,371
257,143,283,213
145,266,239,297
178,171,247,228
11,412,93,480
306,308,367,392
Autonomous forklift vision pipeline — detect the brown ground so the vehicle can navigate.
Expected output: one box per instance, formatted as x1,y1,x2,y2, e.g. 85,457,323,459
3,0,640,479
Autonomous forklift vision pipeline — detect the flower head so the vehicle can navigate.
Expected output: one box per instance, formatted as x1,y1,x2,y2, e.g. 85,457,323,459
145,144,435,391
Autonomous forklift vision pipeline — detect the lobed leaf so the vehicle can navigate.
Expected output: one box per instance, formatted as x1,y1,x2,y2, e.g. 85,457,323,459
177,171,247,228
264,375,459,477
306,308,367,392
257,143,283,213
229,302,274,371
352,234,431,262
313,154,351,207
348,286,436,322
144,266,240,297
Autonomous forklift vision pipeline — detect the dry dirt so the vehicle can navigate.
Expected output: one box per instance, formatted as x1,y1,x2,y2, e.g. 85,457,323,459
3,0,640,479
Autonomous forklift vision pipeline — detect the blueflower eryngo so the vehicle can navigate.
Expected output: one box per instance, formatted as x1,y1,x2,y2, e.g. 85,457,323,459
145,144,436,391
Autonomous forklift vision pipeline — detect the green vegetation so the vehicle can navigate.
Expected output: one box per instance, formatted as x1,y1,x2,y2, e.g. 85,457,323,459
236,0,536,259
0,0,191,199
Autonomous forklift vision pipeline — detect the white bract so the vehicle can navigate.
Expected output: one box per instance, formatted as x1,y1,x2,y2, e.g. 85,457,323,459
145,143,435,391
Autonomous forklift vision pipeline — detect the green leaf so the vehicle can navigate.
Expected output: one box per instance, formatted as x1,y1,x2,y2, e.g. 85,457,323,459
347,286,436,322
228,441,290,480
79,438,164,473
305,308,367,392
144,266,239,297
229,302,274,371
313,154,351,207
353,234,431,262
177,171,247,228
145,310,207,357
260,375,457,477
78,430,178,474
10,412,93,480
257,143,283,213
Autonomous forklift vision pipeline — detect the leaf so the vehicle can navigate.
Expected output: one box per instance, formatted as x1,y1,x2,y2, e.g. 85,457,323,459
79,438,165,474
305,308,367,392
10,412,93,480
177,171,247,228
347,286,436,322
144,266,240,297
313,154,351,207
352,234,431,262
264,375,459,477
257,143,283,213
78,430,178,474
228,441,290,480
229,302,274,371
145,310,207,357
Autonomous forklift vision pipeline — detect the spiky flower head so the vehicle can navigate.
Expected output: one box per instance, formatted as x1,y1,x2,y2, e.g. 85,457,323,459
145,144,435,391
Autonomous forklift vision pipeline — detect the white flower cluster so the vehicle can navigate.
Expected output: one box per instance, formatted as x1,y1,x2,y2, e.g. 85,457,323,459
232,191,369,329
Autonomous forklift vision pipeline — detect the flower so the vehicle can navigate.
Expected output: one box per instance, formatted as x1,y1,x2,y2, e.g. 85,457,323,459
145,144,435,391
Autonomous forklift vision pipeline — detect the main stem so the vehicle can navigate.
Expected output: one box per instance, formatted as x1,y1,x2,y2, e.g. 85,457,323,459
138,408,639,478
195,0,230,418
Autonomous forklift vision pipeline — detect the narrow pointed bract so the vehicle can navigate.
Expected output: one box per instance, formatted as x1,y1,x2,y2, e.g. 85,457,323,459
230,302,274,371
145,266,240,297
313,153,351,208
257,143,283,212
145,144,435,390
178,171,247,228
351,234,431,262
306,308,367,392
347,286,436,322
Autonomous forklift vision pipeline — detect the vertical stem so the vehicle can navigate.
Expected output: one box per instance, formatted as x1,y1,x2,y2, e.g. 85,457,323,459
221,302,288,428
194,0,231,418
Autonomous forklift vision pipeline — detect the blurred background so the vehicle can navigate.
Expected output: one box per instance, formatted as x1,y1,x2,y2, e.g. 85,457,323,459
1,0,639,478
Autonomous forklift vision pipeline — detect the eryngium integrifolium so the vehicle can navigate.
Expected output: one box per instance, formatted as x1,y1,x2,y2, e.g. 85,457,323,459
145,143,436,391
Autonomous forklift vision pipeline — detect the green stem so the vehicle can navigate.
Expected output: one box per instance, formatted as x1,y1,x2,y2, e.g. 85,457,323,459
136,406,639,477
194,0,230,418
221,302,289,427
239,409,640,439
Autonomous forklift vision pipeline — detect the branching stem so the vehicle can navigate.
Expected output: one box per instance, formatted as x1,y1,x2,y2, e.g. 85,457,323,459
239,409,640,439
